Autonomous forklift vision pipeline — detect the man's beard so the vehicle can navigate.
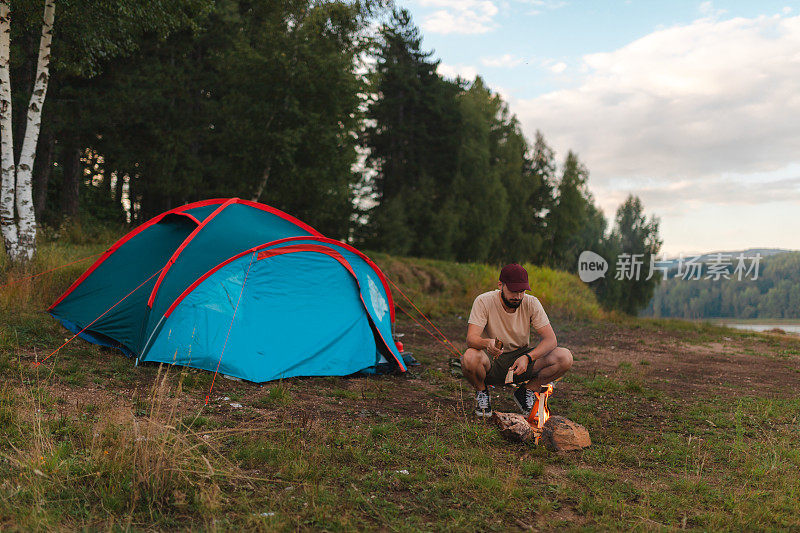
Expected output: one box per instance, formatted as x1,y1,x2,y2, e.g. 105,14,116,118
501,292,522,309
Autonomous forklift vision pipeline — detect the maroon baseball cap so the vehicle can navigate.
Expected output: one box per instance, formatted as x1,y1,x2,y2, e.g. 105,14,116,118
499,263,530,292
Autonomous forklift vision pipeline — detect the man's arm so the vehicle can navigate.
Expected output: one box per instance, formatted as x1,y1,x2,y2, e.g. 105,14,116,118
510,324,558,375
526,324,557,361
466,323,501,357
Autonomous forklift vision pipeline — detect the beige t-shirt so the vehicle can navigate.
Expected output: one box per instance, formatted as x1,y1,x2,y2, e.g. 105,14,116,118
467,290,550,352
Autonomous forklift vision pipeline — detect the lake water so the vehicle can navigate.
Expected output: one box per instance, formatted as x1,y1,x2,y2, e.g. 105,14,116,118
719,322,800,334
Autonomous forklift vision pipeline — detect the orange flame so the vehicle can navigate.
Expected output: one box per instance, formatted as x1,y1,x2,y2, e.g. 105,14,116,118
526,383,554,429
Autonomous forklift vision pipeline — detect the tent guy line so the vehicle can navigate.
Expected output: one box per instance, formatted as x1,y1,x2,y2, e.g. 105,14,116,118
394,301,461,358
387,276,461,357
206,251,256,405
0,252,102,291
34,266,166,367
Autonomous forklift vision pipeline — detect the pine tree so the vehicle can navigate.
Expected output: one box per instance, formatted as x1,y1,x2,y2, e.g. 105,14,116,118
489,129,555,264
604,194,662,314
545,151,605,270
526,131,556,261
449,77,508,262
359,8,461,256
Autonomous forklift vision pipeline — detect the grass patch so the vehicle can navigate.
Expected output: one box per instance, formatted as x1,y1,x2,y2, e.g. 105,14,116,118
253,383,292,408
3,243,800,529
371,253,605,320
0,368,256,529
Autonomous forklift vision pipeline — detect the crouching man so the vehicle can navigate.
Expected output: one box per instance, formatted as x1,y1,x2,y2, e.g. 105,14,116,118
461,263,573,417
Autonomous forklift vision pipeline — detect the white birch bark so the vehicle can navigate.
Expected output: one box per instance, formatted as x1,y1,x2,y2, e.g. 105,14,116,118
251,162,271,202
15,0,55,261
251,115,275,202
0,1,17,258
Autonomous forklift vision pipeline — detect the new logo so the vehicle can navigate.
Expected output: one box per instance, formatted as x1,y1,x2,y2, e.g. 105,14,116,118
578,251,608,283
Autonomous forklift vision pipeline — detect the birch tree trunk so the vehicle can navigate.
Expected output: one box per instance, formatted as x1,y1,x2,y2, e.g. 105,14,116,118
251,162,271,202
0,2,17,258
15,0,55,261
251,114,275,202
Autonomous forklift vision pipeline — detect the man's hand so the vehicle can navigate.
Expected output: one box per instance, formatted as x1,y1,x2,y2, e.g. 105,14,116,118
510,355,529,375
485,339,502,358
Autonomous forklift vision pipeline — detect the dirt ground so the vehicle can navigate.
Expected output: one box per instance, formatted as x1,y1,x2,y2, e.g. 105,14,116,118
33,313,800,429
394,313,800,402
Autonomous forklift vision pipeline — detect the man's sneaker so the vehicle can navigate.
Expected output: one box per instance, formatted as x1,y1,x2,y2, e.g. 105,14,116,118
513,386,536,416
474,389,492,417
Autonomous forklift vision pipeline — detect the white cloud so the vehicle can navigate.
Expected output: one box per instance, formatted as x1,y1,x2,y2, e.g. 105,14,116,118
514,13,800,206
540,58,568,73
480,54,525,68
698,1,727,18
595,167,800,218
437,63,479,81
783,6,793,15
517,0,568,15
492,84,514,101
420,0,499,34
523,0,567,5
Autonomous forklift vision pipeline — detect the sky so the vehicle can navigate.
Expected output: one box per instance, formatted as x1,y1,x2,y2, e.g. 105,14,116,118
396,0,800,256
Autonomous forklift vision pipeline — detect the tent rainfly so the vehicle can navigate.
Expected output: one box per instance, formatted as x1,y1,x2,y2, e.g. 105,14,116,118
49,198,406,382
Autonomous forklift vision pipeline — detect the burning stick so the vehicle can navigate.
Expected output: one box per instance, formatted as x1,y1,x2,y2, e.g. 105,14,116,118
527,383,554,429
535,390,547,428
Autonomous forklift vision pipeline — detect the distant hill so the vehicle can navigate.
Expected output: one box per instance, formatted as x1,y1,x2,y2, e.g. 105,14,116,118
656,248,795,271
643,250,800,319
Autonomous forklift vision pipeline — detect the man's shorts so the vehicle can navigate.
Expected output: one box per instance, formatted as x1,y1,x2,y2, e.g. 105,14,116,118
484,345,539,386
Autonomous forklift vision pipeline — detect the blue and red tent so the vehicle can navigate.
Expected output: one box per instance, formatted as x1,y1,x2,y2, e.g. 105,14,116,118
49,198,406,382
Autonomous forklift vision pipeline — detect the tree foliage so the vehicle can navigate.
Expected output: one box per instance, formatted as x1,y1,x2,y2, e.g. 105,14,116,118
358,8,461,256
360,11,559,265
34,0,373,239
593,195,662,314
645,252,800,319
18,2,666,315
544,151,605,270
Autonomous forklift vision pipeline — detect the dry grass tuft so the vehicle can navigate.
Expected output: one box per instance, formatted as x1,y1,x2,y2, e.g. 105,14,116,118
0,366,257,528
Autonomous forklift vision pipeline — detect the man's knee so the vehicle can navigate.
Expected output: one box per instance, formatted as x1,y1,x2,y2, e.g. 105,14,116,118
461,348,488,372
552,347,573,371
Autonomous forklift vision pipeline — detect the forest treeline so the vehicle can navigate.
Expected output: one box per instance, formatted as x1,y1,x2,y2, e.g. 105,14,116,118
5,1,661,313
644,252,800,319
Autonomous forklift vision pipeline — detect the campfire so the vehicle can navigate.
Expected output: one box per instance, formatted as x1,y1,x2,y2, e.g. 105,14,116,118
491,384,591,451
527,383,554,430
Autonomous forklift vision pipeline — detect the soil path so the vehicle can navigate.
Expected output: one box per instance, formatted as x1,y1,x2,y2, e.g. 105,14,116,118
20,315,800,428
